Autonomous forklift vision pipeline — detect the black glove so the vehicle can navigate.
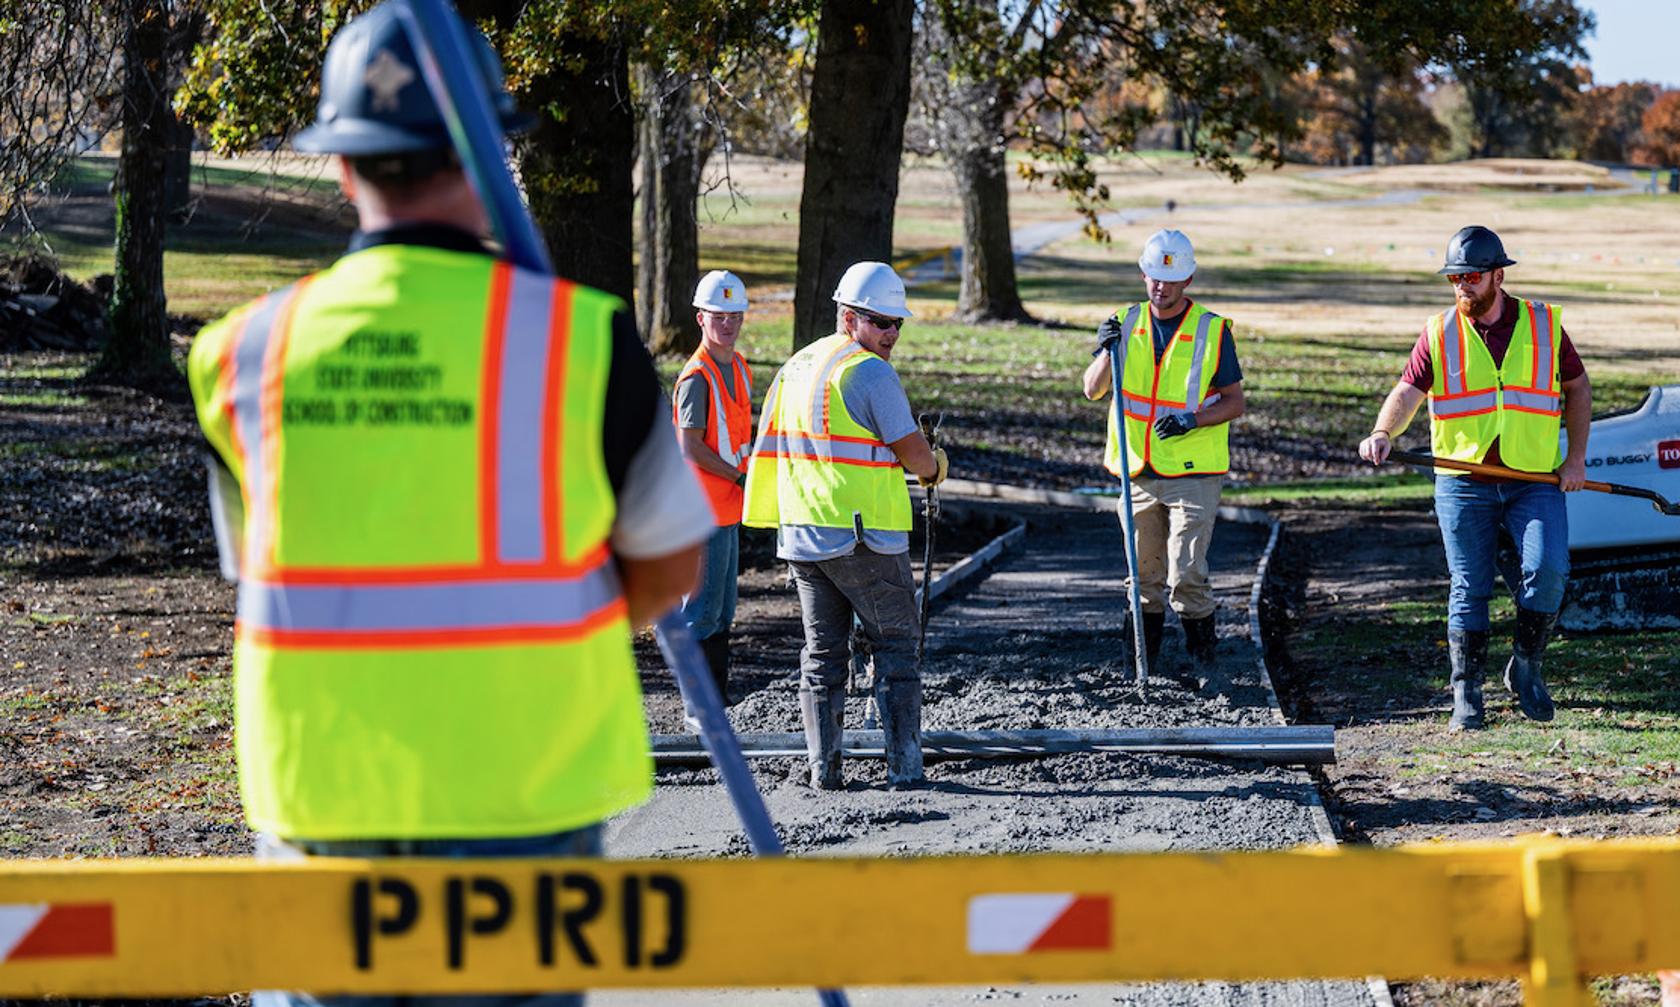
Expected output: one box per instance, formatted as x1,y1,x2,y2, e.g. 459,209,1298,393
1153,411,1197,439
1095,319,1124,356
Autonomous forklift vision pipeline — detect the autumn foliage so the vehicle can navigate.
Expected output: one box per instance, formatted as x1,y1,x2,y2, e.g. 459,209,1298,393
1637,91,1680,168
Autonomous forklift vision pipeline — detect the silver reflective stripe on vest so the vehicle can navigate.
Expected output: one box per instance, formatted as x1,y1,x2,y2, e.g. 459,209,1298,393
1430,390,1498,418
1527,300,1555,391
754,432,895,466
1439,310,1467,396
1504,388,1561,413
1112,305,1142,422
808,338,865,434
496,269,557,564
239,565,621,635
231,292,286,558
709,358,742,465
1180,311,1218,408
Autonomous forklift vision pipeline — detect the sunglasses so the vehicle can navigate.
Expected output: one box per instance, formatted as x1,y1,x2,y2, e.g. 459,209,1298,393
851,308,903,330
1447,271,1485,287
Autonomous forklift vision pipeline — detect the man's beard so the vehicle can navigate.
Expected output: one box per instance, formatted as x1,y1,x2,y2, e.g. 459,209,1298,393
1457,286,1498,318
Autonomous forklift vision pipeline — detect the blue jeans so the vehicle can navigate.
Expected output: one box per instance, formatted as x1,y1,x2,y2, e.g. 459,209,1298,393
681,523,738,640
1434,475,1570,632
253,825,603,1007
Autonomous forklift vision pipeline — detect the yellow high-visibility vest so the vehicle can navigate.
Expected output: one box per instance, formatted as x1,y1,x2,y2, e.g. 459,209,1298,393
188,244,648,840
1426,299,1564,474
1104,301,1231,478
741,333,911,533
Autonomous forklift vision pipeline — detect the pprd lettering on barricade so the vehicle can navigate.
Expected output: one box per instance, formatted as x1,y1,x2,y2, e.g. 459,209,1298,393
350,868,687,973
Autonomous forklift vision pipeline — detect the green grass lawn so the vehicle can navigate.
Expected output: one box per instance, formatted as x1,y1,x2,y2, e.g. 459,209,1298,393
1295,592,1680,779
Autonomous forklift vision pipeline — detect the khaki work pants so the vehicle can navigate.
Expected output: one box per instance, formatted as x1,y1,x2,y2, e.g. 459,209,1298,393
1119,472,1223,620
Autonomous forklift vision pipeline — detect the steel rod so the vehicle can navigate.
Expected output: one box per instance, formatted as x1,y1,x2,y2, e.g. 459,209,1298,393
651,725,1335,765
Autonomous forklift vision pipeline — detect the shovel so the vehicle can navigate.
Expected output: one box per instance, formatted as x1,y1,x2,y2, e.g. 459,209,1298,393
1385,448,1680,516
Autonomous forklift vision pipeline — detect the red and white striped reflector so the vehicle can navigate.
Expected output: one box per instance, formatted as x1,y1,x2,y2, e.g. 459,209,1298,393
0,903,115,961
966,893,1112,953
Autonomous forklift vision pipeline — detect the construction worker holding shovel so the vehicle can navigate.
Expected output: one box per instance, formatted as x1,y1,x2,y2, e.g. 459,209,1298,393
1359,225,1592,731
673,270,755,706
1082,229,1246,679
742,261,947,790
187,6,708,1005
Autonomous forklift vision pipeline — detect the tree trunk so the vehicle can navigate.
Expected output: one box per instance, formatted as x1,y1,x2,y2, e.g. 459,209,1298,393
792,0,914,350
637,65,703,357
515,32,637,306
924,3,1029,324
98,0,176,390
1358,89,1377,166
164,110,193,221
949,141,1028,322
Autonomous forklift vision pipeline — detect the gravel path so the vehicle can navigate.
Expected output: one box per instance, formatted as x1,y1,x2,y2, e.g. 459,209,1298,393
600,500,1376,1006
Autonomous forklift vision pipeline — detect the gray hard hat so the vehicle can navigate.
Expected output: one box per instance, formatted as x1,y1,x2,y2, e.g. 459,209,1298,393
1438,225,1517,275
294,0,534,156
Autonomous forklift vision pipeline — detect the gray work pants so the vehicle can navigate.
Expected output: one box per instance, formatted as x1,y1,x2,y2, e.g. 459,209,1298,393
788,548,919,693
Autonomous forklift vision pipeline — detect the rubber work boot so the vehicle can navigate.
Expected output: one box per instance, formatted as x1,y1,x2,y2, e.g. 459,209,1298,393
1141,610,1166,675
700,634,732,706
1446,627,1489,732
1504,607,1558,722
877,677,924,787
1181,615,1219,673
798,685,845,790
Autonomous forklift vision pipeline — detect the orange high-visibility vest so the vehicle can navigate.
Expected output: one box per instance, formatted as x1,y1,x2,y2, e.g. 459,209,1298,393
673,347,753,525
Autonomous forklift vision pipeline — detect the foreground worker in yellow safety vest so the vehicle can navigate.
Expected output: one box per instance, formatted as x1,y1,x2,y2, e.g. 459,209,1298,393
186,6,706,1005
1081,229,1246,678
672,270,754,706
742,261,947,789
1360,225,1591,733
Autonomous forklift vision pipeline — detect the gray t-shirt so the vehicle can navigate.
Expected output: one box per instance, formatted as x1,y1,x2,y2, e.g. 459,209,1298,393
776,349,918,562
674,361,738,430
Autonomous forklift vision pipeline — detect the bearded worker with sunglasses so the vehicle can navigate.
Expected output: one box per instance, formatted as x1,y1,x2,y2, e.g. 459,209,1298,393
742,261,947,790
1359,225,1591,732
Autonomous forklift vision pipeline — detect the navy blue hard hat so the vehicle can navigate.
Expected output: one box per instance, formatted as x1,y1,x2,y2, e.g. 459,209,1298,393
294,1,535,155
1438,225,1517,275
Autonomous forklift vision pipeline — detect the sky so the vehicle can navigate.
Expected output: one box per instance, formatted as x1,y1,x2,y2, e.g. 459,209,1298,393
1578,0,1680,87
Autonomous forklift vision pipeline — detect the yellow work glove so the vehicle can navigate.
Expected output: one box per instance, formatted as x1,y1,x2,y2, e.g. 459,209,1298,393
919,447,949,488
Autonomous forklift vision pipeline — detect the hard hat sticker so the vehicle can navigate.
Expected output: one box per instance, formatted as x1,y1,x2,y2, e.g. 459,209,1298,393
365,50,416,112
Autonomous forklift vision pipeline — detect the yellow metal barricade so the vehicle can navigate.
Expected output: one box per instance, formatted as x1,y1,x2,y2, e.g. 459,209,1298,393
1,837,1677,1005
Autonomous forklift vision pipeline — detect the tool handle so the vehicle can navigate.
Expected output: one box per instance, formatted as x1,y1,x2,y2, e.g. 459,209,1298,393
397,0,552,275
1387,449,1561,485
1106,342,1150,684
1385,448,1679,514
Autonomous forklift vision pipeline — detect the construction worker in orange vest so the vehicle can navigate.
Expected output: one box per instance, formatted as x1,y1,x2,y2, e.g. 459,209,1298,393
186,6,706,1005
673,270,754,704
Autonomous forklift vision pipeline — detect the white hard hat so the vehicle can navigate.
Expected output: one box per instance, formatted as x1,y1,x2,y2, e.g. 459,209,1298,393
831,261,913,318
693,270,749,312
1138,229,1196,282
